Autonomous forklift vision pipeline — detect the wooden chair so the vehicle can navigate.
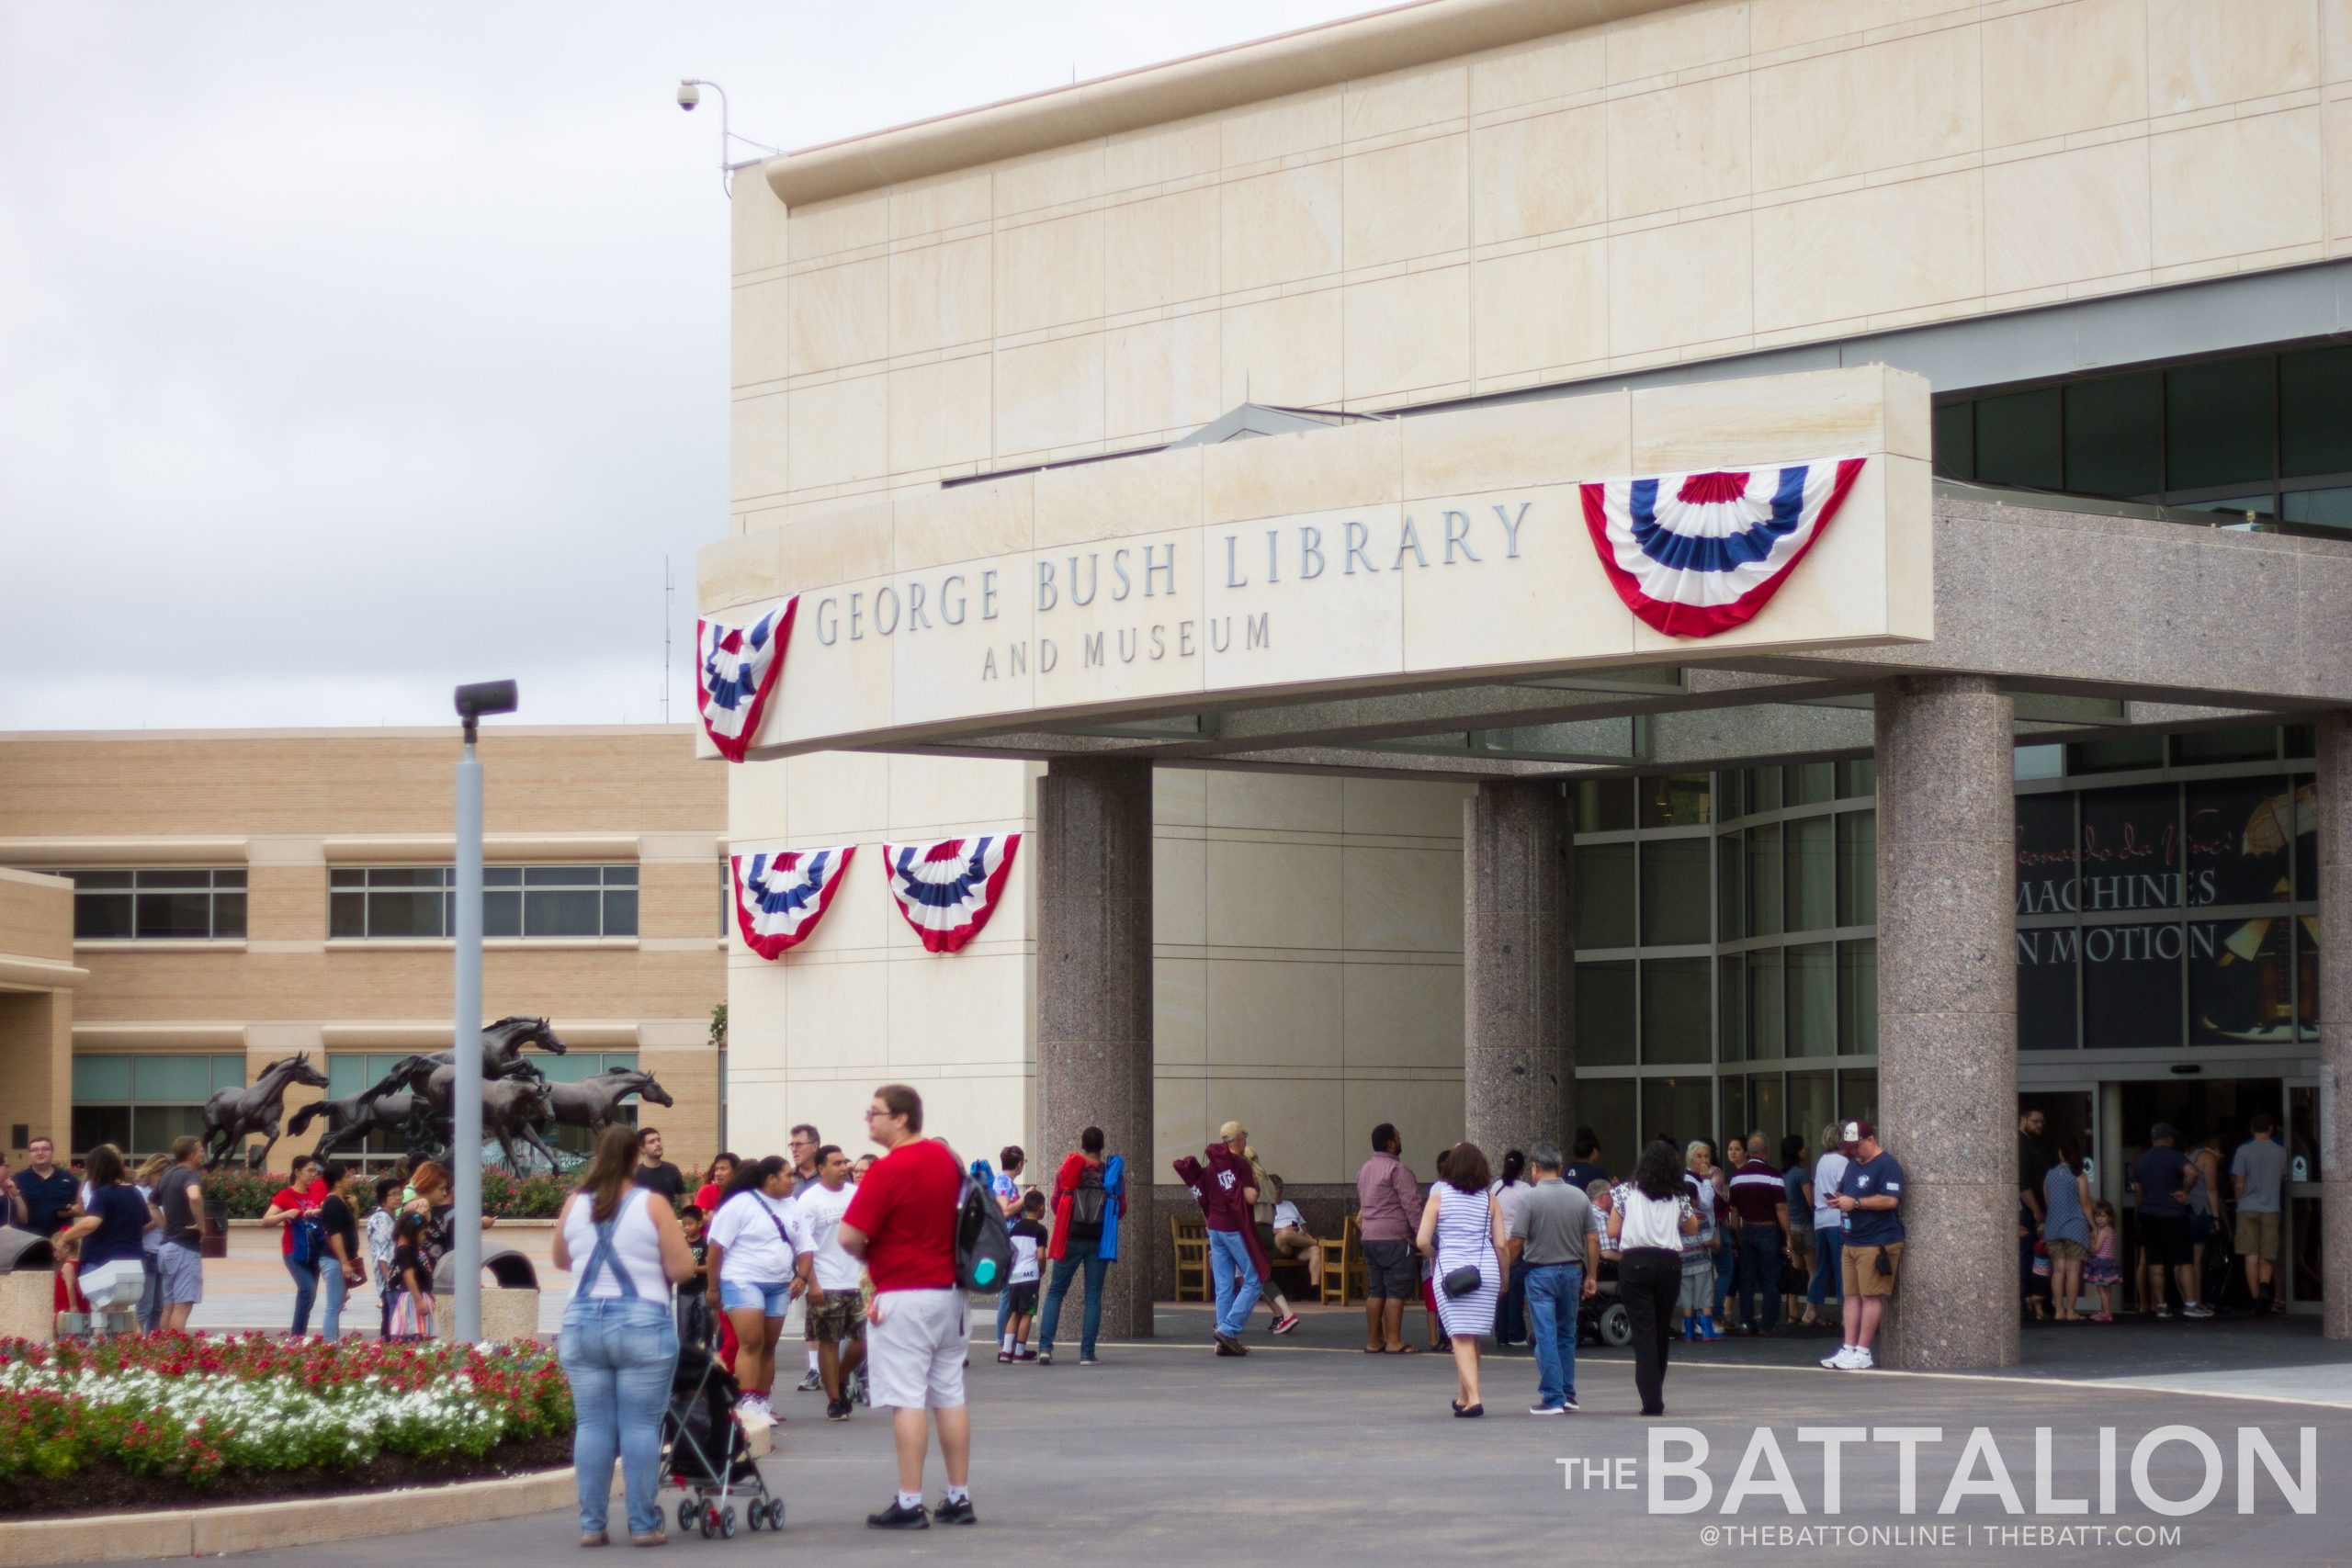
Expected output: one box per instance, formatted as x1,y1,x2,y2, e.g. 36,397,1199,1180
1317,1213,1363,1304
1172,1216,1210,1303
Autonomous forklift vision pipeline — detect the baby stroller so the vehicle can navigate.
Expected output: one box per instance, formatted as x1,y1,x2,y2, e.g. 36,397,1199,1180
664,1334,784,1537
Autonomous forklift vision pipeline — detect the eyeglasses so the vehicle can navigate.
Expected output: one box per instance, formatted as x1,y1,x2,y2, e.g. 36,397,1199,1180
865,1107,892,1120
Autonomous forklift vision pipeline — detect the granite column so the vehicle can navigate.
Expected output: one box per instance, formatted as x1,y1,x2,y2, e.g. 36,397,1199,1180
2318,715,2352,1339
1463,780,1573,1163
1035,758,1156,1339
1874,674,2019,1370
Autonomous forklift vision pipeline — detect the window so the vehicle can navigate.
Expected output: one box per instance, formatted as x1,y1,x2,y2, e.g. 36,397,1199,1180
1638,773,1712,828
2165,357,2274,492
66,869,245,941
1576,961,1635,1066
1836,813,1876,927
1574,842,1635,949
330,865,639,939
1640,958,1711,1064
2063,372,2162,499
1938,348,2352,525
1973,387,2063,490
71,1054,245,1156
1786,942,1837,1056
1784,816,1836,932
1638,839,1710,947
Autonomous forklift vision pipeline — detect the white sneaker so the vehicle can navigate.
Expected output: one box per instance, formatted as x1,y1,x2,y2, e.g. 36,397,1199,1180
1837,1346,1875,1371
2183,1303,2215,1319
1820,1346,1856,1369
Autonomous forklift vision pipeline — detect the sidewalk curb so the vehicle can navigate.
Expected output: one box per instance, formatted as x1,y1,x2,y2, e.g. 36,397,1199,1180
0,1465,578,1566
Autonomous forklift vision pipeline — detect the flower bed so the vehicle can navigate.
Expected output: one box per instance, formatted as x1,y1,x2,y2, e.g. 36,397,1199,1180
0,1334,573,1517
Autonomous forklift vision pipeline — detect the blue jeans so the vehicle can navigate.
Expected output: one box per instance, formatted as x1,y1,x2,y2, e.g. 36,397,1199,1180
560,1296,681,1538
1523,1261,1584,1408
1737,1225,1782,1330
1038,1252,1109,1357
137,1253,161,1333
283,1257,322,1335
322,1262,349,1339
1809,1228,1844,1307
1497,1258,1531,1344
1208,1228,1261,1337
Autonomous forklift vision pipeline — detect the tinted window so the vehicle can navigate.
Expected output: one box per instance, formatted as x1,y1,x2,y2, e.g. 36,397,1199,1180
2064,373,2162,497
1975,387,2063,490
2165,356,2275,491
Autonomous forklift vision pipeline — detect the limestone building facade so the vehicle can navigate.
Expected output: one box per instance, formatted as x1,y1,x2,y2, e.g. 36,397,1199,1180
707,0,2352,1358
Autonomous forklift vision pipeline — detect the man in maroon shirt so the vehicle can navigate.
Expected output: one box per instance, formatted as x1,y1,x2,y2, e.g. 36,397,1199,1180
1355,1123,1421,1353
1195,1124,1261,1357
1725,1129,1794,1336
840,1084,974,1530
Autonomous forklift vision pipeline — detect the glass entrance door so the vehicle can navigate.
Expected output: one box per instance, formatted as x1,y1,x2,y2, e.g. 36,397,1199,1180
2113,1076,2299,1315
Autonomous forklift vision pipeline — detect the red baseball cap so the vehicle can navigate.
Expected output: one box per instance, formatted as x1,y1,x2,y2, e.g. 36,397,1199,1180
1840,1119,1875,1148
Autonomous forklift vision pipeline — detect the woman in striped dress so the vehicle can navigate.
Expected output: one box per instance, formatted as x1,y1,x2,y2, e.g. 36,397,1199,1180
1416,1141,1506,1418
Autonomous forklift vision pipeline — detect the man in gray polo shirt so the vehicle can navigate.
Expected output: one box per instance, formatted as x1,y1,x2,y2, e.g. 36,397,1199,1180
2231,1112,2289,1314
1510,1142,1600,1416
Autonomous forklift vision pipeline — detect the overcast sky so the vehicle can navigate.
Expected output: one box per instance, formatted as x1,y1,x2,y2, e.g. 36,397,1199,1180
0,1,1373,732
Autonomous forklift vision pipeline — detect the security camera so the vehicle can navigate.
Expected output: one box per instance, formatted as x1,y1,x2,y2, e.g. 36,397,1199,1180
677,80,700,112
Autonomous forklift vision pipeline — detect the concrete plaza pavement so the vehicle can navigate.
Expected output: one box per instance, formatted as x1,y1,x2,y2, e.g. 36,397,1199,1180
127,1269,2352,1567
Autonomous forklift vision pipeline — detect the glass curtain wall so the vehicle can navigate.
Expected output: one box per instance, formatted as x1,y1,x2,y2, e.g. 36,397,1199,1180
1568,728,2315,1179
1571,765,1879,1176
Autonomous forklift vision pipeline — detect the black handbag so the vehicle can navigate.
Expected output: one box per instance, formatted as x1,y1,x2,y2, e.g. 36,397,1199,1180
1442,1264,1483,1298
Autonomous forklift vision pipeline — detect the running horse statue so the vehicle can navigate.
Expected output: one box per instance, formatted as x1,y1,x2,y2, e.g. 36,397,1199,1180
545,1068,673,1140
201,1054,332,1169
349,1016,571,1169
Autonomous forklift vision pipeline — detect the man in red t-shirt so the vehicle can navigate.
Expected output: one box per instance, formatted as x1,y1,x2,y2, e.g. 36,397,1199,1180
840,1083,972,1530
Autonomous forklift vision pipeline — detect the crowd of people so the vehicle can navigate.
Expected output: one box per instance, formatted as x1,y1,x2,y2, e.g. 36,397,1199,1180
0,1089,2311,1539
2018,1108,2293,1323
554,1088,1121,1537
1276,1116,1908,1418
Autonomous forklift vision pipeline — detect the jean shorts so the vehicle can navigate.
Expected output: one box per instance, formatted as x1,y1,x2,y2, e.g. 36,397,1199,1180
720,1279,793,1316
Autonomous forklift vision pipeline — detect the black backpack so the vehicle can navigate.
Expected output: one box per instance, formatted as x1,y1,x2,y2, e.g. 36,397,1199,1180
1063,1165,1109,1245
946,1148,1013,1294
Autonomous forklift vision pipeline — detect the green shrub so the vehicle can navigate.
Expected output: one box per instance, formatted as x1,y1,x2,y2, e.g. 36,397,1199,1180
212,1167,572,1219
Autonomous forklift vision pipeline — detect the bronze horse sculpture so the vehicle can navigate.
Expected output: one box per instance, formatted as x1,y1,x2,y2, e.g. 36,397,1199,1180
288,1089,415,1166
351,1016,571,1170
202,1054,332,1169
546,1068,673,1139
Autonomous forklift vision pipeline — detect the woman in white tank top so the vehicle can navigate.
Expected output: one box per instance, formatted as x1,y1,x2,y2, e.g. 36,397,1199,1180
554,1125,696,1547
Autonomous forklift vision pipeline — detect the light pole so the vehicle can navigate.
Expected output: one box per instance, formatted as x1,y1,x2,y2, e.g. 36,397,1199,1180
451,679,518,1342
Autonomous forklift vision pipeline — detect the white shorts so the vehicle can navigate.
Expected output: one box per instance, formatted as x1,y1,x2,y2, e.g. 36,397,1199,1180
865,1288,967,1411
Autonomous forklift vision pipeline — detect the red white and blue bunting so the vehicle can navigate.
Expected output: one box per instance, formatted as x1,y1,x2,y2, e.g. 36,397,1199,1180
730,845,855,959
878,835,1021,954
695,598,797,762
1580,457,1867,639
